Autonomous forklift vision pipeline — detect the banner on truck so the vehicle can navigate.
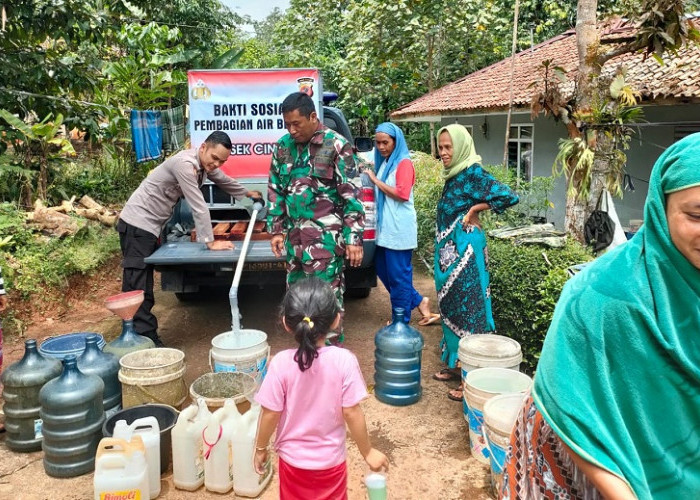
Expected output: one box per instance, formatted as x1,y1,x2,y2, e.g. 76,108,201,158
188,69,323,178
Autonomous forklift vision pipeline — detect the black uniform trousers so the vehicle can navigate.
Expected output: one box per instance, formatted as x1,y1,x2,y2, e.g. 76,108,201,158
116,219,159,338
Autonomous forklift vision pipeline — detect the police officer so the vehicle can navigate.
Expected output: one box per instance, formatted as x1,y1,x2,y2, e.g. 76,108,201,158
118,131,262,346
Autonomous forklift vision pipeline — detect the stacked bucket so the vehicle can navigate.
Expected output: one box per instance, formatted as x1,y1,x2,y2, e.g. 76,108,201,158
458,334,532,495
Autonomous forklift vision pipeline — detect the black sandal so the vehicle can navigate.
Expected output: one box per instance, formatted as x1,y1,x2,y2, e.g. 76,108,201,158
447,388,463,401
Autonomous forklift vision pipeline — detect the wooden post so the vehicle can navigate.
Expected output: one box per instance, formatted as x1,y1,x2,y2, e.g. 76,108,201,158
503,0,521,187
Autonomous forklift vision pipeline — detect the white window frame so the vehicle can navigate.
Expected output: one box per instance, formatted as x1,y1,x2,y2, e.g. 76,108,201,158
508,124,534,181
446,121,473,136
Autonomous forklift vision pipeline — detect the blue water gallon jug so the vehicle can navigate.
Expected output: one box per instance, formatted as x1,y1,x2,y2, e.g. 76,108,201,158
374,308,425,406
1,339,62,451
39,354,105,477
77,334,121,418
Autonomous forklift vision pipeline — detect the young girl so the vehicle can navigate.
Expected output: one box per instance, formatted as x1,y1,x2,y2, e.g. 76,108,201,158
254,276,388,499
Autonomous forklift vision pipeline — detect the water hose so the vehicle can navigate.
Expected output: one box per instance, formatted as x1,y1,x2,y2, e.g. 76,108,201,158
229,200,264,332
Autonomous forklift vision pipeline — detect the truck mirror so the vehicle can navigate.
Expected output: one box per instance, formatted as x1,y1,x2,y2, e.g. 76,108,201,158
355,137,373,153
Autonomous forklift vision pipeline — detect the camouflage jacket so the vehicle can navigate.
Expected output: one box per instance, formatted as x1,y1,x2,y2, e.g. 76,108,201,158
267,124,365,255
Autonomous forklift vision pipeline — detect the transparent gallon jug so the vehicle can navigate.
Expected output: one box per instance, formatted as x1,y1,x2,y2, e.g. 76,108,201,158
374,308,424,406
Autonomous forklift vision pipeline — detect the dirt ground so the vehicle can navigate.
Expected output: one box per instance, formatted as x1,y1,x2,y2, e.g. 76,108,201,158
0,259,492,500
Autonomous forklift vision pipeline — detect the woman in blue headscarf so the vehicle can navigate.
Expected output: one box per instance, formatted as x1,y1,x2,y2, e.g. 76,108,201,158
365,122,440,325
501,133,700,498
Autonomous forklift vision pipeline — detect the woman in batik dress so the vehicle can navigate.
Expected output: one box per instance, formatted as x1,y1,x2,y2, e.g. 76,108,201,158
432,124,519,401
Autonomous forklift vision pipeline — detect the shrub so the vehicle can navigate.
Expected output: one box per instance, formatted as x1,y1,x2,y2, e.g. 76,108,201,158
412,152,593,373
0,202,34,251
48,151,153,206
413,151,443,270
488,238,591,373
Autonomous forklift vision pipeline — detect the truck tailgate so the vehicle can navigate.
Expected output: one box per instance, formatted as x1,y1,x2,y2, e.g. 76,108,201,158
144,241,285,265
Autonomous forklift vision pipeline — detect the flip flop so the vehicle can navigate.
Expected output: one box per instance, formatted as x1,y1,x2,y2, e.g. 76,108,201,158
432,368,460,382
447,388,463,401
418,313,441,326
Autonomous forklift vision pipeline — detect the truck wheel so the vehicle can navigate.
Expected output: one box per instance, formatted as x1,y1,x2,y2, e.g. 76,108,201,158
345,287,371,299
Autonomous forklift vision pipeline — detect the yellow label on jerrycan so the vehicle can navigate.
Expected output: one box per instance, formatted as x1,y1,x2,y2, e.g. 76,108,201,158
94,437,149,500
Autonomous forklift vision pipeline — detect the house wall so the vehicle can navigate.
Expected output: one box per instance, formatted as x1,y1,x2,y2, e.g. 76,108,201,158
440,103,700,231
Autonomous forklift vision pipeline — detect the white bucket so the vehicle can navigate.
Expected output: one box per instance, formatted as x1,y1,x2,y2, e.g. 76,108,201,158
458,334,522,423
464,367,532,465
209,329,270,386
484,393,527,495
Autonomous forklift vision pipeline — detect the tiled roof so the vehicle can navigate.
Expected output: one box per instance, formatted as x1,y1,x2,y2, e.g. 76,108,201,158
391,19,700,120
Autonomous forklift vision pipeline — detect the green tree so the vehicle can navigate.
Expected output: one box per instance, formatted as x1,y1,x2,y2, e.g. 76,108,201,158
0,110,75,205
258,0,620,145
0,0,245,135
0,1,112,127
534,0,700,238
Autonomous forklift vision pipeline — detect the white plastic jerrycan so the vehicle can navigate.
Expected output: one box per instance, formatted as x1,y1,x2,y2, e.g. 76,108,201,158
94,436,149,500
172,398,210,491
231,402,272,497
203,401,236,493
113,417,161,499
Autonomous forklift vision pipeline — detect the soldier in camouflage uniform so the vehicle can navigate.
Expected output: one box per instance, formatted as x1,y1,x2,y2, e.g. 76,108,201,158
267,92,365,344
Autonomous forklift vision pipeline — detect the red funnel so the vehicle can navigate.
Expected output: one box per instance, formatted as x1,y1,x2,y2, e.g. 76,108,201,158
105,290,144,320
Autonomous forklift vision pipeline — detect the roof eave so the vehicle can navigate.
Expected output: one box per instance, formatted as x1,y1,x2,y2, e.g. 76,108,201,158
391,105,532,121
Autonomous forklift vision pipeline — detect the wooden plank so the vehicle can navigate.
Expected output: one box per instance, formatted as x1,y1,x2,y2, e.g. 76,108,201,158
228,232,273,241
213,223,231,235
231,221,247,234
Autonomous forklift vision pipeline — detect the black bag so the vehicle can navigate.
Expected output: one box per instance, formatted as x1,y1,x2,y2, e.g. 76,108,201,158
584,191,615,252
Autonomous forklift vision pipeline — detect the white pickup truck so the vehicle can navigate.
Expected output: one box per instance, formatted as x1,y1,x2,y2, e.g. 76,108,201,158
144,69,377,300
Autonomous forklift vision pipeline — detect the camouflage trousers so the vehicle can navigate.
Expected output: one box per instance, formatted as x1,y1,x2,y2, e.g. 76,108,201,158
286,251,345,345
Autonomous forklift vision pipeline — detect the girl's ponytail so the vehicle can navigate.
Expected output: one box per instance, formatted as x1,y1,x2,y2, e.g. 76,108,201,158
294,317,318,371
281,277,340,372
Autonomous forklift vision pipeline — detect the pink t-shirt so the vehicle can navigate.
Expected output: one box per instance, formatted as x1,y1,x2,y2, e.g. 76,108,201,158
255,346,368,470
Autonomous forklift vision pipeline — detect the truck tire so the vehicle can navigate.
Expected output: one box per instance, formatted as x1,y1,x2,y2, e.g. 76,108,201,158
345,287,371,299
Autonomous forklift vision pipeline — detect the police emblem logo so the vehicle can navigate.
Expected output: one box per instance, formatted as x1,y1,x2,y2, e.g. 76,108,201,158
297,77,315,97
191,79,211,100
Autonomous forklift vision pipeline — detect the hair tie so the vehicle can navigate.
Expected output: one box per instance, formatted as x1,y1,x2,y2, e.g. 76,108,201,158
302,316,315,329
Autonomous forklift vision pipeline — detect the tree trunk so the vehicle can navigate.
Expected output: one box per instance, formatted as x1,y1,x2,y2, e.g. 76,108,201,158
22,151,33,209
576,0,599,109
566,133,613,240
566,0,601,240
39,156,48,201
503,0,521,169
426,34,436,158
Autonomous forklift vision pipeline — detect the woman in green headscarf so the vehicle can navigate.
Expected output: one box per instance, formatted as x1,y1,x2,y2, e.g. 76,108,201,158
432,125,519,400
501,133,700,499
